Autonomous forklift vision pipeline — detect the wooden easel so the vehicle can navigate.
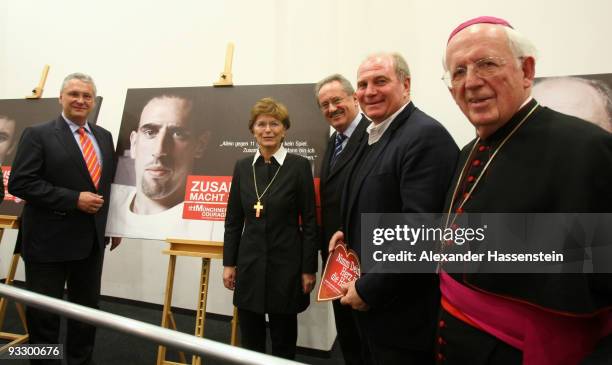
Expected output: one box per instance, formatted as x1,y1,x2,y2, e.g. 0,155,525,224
0,215,28,352
25,65,50,99
156,239,238,365
213,42,234,87
157,43,239,364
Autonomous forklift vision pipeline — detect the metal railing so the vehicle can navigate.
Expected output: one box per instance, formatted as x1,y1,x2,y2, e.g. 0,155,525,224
0,284,307,365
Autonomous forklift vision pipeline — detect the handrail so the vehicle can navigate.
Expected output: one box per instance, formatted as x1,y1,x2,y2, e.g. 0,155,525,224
0,284,306,365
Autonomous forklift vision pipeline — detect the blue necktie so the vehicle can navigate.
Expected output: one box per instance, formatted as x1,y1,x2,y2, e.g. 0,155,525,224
330,133,347,167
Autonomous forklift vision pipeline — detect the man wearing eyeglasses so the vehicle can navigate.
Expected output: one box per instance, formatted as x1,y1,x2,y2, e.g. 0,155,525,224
438,16,612,364
315,74,368,365
328,53,458,364
9,73,116,364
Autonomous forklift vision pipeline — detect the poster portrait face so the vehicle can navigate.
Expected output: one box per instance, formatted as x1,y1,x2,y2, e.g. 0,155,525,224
108,84,329,240
0,116,17,166
129,96,208,214
533,75,612,133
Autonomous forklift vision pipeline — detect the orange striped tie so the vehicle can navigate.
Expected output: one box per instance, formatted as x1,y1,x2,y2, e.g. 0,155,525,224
77,127,101,189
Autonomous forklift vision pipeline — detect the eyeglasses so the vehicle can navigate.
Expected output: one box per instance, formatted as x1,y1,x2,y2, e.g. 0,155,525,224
319,96,347,111
253,120,283,129
442,57,510,89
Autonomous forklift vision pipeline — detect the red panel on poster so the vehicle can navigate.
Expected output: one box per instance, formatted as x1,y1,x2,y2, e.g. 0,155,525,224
2,166,20,203
182,175,232,221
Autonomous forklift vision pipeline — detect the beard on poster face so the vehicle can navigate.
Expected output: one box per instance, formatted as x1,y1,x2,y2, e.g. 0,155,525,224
139,156,190,200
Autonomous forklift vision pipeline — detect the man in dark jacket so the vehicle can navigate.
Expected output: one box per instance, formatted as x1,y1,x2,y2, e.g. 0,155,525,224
9,72,117,365
316,73,368,365
438,16,612,364
329,52,458,365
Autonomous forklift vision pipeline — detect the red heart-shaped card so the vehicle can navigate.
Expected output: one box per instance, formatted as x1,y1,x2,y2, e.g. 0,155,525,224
317,243,361,301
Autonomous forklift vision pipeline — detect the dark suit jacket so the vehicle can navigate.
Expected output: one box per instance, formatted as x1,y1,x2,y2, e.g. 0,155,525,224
441,99,612,363
319,116,369,254
445,100,612,314
8,116,115,263
223,153,318,314
343,102,459,350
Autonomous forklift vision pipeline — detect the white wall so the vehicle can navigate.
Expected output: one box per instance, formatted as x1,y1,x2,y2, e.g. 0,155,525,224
2,0,611,147
1,0,611,351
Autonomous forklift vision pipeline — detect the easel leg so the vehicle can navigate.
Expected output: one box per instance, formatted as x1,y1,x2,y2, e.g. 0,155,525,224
168,314,187,364
2,254,28,333
0,228,11,331
0,240,29,350
230,307,239,346
15,302,27,334
157,255,176,365
0,257,14,329
192,258,211,365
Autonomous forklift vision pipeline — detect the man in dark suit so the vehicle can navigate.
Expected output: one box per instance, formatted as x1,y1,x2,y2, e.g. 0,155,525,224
329,53,458,364
315,74,368,365
437,16,612,365
9,73,117,365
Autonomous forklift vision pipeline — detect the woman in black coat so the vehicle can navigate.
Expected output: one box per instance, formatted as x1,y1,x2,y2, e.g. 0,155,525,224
222,97,318,359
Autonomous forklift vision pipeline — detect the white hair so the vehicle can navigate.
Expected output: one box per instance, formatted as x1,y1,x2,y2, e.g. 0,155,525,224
504,26,538,63
60,72,97,96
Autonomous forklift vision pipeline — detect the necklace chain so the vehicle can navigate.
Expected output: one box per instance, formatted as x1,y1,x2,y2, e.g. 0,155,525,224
438,103,539,273
252,161,282,202
444,102,539,230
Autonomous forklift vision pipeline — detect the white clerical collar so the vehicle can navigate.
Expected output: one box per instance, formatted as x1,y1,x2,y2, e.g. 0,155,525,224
253,145,287,165
366,101,411,145
340,112,363,139
520,96,533,109
62,112,92,134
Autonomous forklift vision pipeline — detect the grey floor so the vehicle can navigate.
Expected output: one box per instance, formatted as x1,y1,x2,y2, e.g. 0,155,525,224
0,293,344,365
